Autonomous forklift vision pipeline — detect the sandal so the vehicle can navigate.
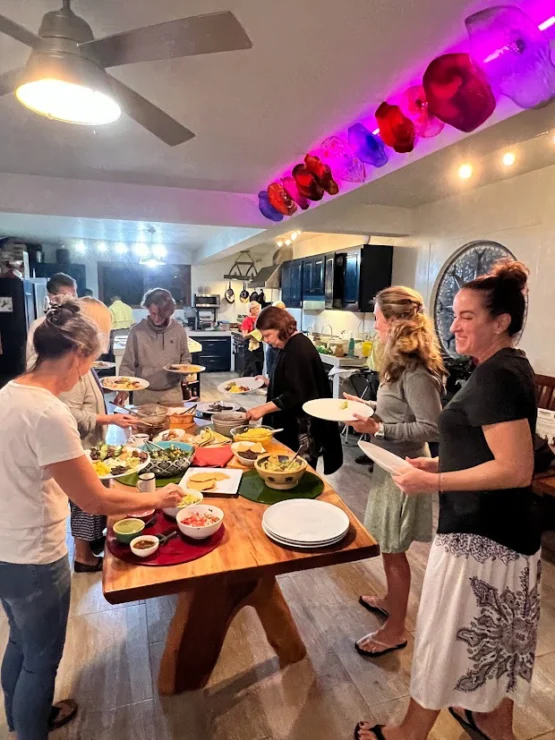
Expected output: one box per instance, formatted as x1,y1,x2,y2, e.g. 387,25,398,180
358,595,389,619
49,699,78,730
74,558,103,573
355,635,407,658
354,722,386,739
448,708,491,740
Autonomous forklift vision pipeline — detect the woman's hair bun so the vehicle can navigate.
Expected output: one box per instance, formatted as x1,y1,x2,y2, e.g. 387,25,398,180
45,301,80,327
490,259,529,292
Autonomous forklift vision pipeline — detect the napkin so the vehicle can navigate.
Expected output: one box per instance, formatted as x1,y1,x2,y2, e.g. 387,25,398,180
192,446,233,468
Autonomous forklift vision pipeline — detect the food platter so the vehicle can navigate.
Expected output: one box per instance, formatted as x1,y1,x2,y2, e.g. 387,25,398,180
85,444,150,480
164,364,206,375
181,467,243,495
303,398,374,423
217,377,264,395
101,376,150,392
92,360,116,370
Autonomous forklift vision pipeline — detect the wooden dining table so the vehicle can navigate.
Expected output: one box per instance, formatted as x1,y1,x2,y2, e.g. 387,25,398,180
102,437,379,694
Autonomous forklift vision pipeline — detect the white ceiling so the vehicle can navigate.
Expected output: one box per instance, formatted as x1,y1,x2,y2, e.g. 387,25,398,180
0,0,475,192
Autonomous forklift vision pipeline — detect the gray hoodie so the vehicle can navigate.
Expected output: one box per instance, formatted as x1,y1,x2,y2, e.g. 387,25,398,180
119,318,191,392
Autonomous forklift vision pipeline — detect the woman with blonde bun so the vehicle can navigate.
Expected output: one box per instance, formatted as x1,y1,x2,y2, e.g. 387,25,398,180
348,286,444,658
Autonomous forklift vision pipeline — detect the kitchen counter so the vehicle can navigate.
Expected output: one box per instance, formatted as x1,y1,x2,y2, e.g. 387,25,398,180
188,331,232,338
317,354,367,369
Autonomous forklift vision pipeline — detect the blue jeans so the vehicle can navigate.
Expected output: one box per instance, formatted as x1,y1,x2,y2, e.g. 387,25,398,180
0,557,70,740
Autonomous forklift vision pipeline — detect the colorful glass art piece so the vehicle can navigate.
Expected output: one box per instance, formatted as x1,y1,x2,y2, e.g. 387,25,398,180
304,154,340,194
320,136,366,182
375,102,416,153
400,85,445,138
282,176,311,210
466,5,555,109
347,123,389,166
423,53,496,132
292,164,324,201
267,182,297,216
258,190,283,222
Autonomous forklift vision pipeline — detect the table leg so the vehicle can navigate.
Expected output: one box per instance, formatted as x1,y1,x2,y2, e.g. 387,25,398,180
158,575,306,694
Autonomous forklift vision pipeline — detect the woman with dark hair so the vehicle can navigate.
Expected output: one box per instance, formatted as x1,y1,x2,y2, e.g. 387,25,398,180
355,261,539,740
116,288,190,406
0,300,182,740
246,306,342,473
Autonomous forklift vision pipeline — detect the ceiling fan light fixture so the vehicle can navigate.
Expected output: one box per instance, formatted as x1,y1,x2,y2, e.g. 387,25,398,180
15,52,120,126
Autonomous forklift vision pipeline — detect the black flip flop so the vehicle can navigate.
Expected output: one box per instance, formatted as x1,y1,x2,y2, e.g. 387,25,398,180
354,722,386,739
358,595,389,619
49,699,78,731
448,708,491,740
355,638,407,658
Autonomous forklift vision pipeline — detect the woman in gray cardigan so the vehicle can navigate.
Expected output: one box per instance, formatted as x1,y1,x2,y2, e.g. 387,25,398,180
348,286,444,658
60,299,135,572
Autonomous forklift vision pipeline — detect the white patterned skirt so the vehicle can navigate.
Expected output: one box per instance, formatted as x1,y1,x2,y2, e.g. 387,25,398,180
410,533,541,713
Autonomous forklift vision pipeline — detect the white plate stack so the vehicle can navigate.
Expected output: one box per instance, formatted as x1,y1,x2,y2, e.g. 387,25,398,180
262,499,350,549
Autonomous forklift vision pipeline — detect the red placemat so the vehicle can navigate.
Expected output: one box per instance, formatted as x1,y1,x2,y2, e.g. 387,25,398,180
192,446,233,467
107,511,225,566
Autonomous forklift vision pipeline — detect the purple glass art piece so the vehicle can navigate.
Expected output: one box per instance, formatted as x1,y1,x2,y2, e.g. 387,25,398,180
258,190,283,222
320,136,365,182
401,85,445,138
347,123,389,166
466,5,555,109
423,53,496,132
282,175,310,210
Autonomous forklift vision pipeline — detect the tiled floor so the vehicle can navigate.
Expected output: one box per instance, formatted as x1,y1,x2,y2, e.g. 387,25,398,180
2,372,555,739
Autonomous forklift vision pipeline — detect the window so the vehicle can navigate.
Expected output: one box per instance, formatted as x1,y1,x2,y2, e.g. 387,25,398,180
99,263,191,307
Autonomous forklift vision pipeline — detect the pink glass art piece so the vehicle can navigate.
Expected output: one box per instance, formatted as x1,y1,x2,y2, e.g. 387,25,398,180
466,5,555,109
320,136,365,182
400,85,445,138
347,123,389,166
423,53,496,132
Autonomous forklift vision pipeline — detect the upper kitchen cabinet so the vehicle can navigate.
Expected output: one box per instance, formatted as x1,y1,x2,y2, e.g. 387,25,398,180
302,254,325,299
281,258,303,308
338,245,393,311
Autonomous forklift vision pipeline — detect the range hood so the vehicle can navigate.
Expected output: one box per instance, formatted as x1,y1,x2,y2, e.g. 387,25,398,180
249,264,282,289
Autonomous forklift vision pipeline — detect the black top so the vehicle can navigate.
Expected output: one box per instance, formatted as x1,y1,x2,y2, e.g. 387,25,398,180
437,348,540,555
266,333,342,474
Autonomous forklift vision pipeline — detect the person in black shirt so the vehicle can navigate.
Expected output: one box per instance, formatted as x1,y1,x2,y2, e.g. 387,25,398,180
355,260,539,740
245,306,342,474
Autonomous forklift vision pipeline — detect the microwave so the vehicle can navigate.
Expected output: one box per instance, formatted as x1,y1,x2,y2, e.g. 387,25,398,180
194,294,220,308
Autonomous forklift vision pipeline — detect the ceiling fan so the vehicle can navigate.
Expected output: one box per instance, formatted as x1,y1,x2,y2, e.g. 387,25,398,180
0,0,253,145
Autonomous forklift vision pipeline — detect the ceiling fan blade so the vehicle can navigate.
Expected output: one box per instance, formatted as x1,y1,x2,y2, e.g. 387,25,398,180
82,11,252,68
0,67,24,97
107,74,195,146
0,15,39,48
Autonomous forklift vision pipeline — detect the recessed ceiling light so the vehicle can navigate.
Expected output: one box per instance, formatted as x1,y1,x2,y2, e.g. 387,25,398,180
284,239,292,246
75,240,86,254
502,152,516,166
276,240,284,248
97,242,107,253
115,243,128,255
291,232,299,241
458,163,473,180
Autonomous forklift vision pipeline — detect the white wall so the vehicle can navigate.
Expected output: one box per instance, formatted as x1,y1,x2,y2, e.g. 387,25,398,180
390,164,555,375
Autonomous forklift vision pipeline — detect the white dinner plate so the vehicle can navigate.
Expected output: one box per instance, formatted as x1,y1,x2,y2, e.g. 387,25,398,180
262,523,348,549
85,447,151,480
217,377,264,395
262,499,350,544
197,400,241,415
101,376,150,392
180,467,243,495
303,398,374,423
357,440,411,475
92,360,116,370
164,364,206,375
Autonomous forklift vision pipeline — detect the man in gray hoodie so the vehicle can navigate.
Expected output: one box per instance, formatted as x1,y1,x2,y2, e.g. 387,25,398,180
115,288,190,406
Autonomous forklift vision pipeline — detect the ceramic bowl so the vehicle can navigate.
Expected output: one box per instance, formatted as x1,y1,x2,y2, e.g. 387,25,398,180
162,489,203,519
130,535,159,558
230,425,275,450
212,411,248,438
254,453,308,491
113,518,145,544
176,504,224,540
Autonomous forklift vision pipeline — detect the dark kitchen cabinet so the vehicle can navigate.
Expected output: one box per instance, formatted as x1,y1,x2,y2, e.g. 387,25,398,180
281,259,303,308
359,244,394,312
302,259,313,298
196,336,231,372
342,251,361,309
324,254,335,308
302,254,325,298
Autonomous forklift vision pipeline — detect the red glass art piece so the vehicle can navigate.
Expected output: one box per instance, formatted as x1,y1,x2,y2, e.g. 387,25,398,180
267,182,297,216
282,176,310,210
401,85,445,138
423,53,496,133
258,191,283,222
292,164,324,201
375,102,416,153
304,154,339,195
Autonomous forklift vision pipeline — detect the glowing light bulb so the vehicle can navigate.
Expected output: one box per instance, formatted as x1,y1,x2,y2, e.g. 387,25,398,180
152,244,167,259
97,242,107,254
276,240,284,247
291,231,299,241
115,243,128,255
75,241,86,254
502,152,516,166
458,163,473,179
134,243,149,258
16,79,120,125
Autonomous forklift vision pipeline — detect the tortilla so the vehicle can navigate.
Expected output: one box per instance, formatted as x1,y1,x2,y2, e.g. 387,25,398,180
188,479,216,491
189,472,219,483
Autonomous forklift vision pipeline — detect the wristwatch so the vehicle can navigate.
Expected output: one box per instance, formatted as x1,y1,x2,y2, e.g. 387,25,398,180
374,422,385,440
